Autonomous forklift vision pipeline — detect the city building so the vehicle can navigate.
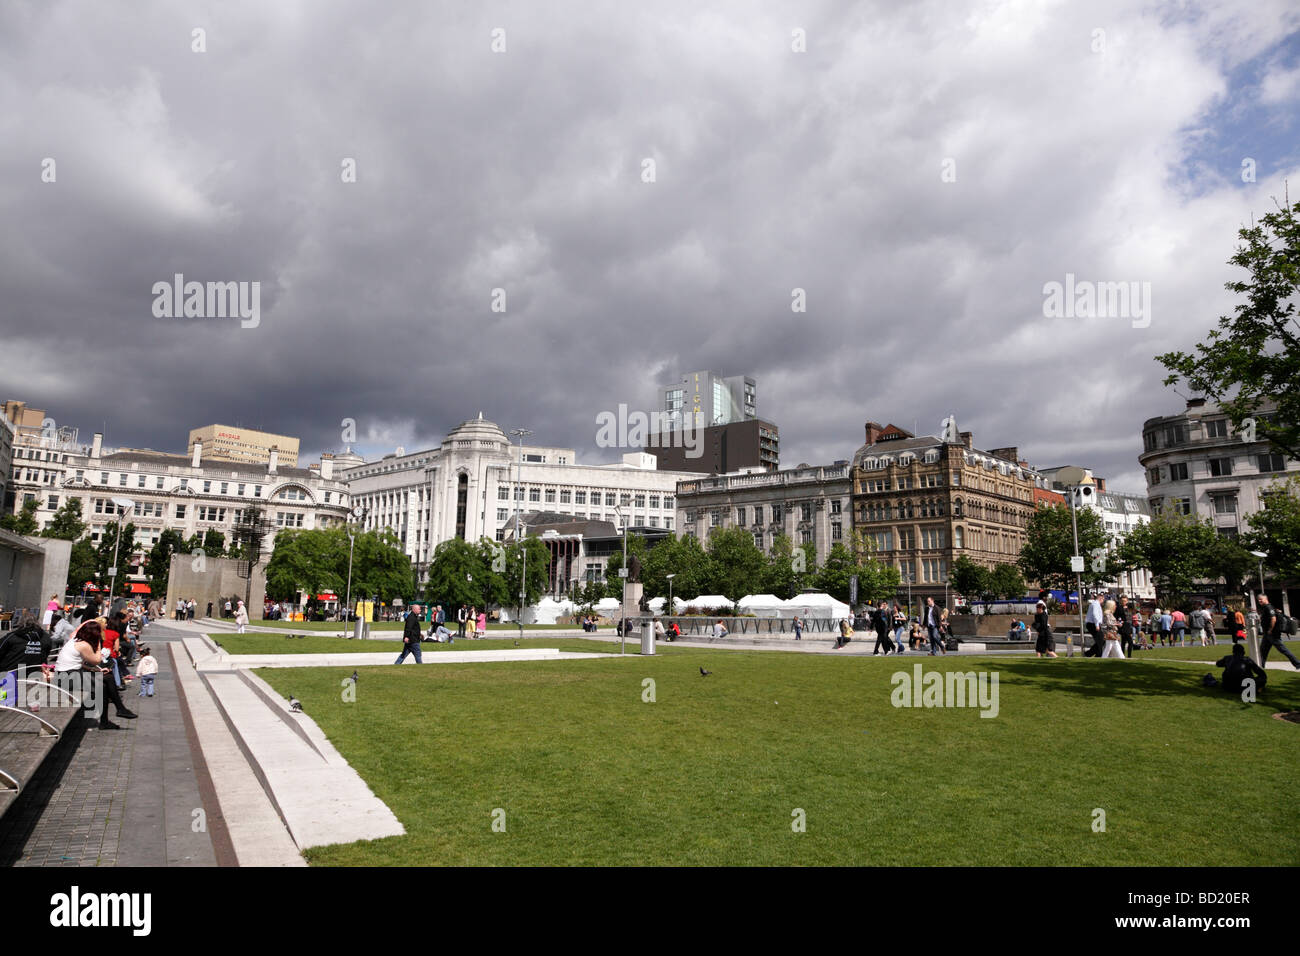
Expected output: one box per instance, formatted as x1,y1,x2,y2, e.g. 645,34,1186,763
188,424,301,468
0,414,14,513
1139,398,1300,538
1040,465,1155,599
850,420,1050,603
340,414,693,587
7,428,350,594
501,512,672,596
658,370,756,430
648,419,780,474
675,462,851,568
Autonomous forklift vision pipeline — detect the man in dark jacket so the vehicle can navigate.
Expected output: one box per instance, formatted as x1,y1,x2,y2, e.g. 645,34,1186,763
457,604,468,639
1117,595,1134,657
1216,643,1268,694
0,616,51,673
872,601,895,655
1257,596,1300,669
394,605,424,664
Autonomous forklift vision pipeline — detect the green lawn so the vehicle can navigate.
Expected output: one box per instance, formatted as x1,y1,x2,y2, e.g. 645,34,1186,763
1135,639,1300,662
254,651,1300,866
211,633,634,656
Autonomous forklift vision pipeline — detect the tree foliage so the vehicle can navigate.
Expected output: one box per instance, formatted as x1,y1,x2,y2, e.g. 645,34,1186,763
0,499,39,535
1245,475,1300,584
1018,504,1107,592
1156,196,1300,460
950,556,990,600
1116,514,1220,603
41,498,87,540
988,563,1027,600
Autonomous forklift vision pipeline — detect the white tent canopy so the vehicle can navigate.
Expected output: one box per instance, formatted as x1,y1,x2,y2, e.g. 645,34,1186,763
782,592,851,619
737,594,785,609
594,597,622,612
683,594,733,609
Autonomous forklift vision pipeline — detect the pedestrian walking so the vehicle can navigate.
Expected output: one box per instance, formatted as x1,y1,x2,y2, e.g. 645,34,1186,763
1100,599,1125,658
43,594,59,629
187,598,196,621
893,605,908,654
872,600,895,655
1117,595,1134,657
1171,608,1186,646
394,605,424,663
1032,600,1057,657
1084,593,1104,657
1257,595,1300,670
925,597,946,655
476,608,487,640
235,600,249,633
793,616,802,641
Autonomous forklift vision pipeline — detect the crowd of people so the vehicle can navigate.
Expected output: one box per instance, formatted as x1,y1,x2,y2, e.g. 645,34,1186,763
0,593,164,729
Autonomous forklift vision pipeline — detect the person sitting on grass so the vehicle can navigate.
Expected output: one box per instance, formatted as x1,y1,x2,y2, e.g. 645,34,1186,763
1214,644,1267,696
712,619,728,640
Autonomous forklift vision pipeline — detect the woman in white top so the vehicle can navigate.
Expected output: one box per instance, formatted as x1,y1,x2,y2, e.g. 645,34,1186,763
235,601,249,633
55,620,137,727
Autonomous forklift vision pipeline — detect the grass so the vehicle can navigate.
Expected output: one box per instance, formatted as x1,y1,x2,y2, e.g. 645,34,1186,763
253,649,1300,866
1131,639,1300,662
210,633,638,656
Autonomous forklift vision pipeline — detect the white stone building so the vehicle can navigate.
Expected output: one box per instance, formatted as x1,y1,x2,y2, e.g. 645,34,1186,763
340,414,692,580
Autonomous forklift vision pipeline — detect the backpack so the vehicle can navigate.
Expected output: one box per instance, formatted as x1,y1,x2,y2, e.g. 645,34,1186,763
1280,614,1298,637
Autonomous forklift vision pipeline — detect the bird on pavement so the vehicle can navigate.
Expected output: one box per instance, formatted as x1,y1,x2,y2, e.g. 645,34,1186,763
350,670,358,684
699,666,712,677
288,694,302,713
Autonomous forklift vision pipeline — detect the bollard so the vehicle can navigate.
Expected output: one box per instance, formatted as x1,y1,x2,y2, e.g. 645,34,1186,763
641,621,655,656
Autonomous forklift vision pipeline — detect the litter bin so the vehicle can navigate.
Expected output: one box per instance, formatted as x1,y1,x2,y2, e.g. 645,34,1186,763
641,621,655,656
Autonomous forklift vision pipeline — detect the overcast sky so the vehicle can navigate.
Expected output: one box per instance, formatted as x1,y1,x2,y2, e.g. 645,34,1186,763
2,1,1298,494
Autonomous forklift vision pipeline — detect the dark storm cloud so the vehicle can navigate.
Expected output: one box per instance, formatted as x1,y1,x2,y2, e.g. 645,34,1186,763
2,0,1299,495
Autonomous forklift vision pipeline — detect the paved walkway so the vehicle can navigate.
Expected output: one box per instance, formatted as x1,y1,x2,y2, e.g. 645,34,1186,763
0,626,218,867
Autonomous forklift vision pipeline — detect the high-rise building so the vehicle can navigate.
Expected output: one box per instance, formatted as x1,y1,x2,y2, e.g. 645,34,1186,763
647,419,780,474
658,371,756,431
188,424,301,468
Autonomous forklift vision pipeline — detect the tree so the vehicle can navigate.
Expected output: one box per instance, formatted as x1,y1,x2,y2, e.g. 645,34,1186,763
764,532,817,598
988,563,1027,600
425,537,490,610
0,499,39,535
41,498,87,540
603,533,652,601
950,556,991,601
1157,195,1300,460
704,526,768,605
499,537,551,610
144,529,188,596
1245,476,1300,585
640,532,711,606
264,529,346,603
1117,514,1219,605
348,529,412,604
66,538,98,594
1018,504,1107,592
96,521,138,582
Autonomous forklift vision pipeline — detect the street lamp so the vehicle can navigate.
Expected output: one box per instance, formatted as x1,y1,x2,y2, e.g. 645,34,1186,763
1066,485,1086,658
345,504,365,638
1248,549,1268,660
510,428,533,637
614,504,628,654
109,496,135,605
666,573,676,619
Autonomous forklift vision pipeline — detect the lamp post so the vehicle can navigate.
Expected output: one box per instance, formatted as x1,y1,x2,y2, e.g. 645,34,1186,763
109,497,135,606
666,573,676,620
345,505,366,638
1249,549,1267,662
510,428,532,637
614,504,628,654
1066,486,1085,658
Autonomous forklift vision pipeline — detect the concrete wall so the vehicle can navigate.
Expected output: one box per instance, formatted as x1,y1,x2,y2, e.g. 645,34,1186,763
165,553,266,619
0,531,70,617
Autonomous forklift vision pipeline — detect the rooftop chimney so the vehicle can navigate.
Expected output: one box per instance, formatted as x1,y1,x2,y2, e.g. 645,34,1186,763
191,442,202,467
959,431,974,449
320,453,333,480
91,432,102,459
1096,477,1107,492
863,421,884,445
268,447,279,474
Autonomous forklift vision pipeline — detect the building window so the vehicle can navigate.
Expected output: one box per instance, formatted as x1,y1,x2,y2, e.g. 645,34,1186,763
736,507,746,526
545,488,556,503
800,502,812,522
830,499,842,514
498,508,508,521
898,528,915,550
753,505,763,525
634,493,646,509
1171,497,1192,516
275,511,304,528
620,494,631,507
47,495,58,510
953,527,963,549
771,503,783,523
1212,494,1237,515
254,485,262,497
663,496,674,509
560,489,572,504
529,488,540,502
685,509,696,524
1257,453,1286,473
606,493,616,507
1205,419,1229,438
137,475,146,488
711,510,722,527
1168,462,1188,481
753,529,763,548
203,480,212,493
175,504,186,519
649,494,660,509
118,473,127,486
1208,457,1233,477
514,487,525,502
800,529,813,544
575,491,587,505
832,523,842,541
665,518,672,531
921,527,945,549
498,486,509,500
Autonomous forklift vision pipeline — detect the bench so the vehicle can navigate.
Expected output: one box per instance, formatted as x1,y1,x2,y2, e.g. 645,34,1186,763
0,675,85,820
